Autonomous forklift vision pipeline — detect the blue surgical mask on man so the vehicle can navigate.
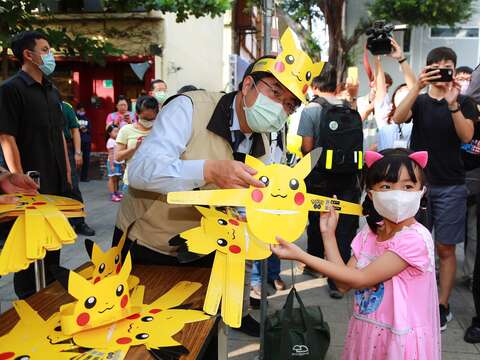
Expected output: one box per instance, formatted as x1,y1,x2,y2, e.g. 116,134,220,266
32,50,56,76
242,82,288,133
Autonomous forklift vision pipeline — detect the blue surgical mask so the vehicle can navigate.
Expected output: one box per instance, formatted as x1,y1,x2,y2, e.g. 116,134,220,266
154,91,167,104
34,51,56,76
243,83,288,133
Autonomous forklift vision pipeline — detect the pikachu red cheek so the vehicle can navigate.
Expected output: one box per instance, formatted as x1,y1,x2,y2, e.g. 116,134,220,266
275,61,285,72
303,84,309,94
229,245,241,254
228,219,239,226
149,308,161,314
76,312,90,326
0,351,15,360
120,294,129,308
251,189,263,203
294,192,305,206
116,337,132,345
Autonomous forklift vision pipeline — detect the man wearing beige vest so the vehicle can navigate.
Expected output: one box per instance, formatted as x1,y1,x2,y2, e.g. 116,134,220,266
114,29,324,337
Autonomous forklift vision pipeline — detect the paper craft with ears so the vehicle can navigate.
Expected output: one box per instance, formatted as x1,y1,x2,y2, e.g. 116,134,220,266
0,300,81,360
174,206,270,328
168,148,363,244
55,253,141,336
51,282,210,359
0,194,84,276
83,236,139,289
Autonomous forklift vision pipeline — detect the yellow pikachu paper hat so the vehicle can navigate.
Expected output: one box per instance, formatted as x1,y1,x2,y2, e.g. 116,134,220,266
250,28,324,103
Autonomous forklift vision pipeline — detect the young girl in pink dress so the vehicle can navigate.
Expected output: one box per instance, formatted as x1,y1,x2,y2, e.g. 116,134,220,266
272,148,441,359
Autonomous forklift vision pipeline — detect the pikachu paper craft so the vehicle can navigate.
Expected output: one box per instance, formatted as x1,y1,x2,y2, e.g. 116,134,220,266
250,28,324,103
176,207,270,328
0,194,84,276
51,282,209,359
83,236,139,289
0,301,80,360
168,149,363,244
56,253,141,336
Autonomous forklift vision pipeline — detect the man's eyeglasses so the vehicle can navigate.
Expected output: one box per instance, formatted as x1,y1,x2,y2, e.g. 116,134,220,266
257,79,300,115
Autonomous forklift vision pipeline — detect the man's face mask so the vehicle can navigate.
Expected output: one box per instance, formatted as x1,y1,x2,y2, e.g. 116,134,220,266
243,82,288,133
458,79,470,95
153,91,167,104
138,118,154,129
31,50,56,76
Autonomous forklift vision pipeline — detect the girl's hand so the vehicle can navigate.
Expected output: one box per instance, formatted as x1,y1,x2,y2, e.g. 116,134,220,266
320,206,339,237
271,237,304,261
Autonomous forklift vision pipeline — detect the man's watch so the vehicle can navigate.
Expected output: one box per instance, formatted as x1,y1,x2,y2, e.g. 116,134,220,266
75,151,83,156
449,103,461,113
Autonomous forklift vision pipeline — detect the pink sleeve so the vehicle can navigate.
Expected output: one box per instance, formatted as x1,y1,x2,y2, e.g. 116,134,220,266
386,229,430,274
351,226,369,259
106,113,114,127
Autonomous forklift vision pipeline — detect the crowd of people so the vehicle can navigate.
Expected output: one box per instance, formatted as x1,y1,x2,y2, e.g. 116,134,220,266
1,28,480,359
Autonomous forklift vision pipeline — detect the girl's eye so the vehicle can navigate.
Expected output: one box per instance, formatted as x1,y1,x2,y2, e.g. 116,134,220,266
380,184,390,189
404,184,414,190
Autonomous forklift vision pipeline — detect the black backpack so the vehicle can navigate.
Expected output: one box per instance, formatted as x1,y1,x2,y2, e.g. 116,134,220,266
312,97,363,174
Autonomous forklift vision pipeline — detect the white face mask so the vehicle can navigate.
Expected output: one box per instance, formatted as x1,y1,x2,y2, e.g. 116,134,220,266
371,188,425,224
138,118,154,129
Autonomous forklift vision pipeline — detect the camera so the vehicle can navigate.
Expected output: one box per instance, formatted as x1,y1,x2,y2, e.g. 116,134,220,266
366,20,394,56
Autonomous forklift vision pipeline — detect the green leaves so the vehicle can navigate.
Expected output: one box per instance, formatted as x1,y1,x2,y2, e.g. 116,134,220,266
368,0,474,27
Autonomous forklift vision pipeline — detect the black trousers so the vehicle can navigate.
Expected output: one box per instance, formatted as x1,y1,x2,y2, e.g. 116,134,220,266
305,171,361,290
112,226,214,268
80,141,91,181
472,193,480,325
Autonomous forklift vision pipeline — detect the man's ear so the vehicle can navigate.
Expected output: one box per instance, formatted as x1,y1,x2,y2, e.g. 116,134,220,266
22,48,34,63
241,75,254,96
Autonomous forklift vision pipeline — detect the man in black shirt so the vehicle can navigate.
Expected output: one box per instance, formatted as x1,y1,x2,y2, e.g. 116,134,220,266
0,31,71,298
394,47,476,331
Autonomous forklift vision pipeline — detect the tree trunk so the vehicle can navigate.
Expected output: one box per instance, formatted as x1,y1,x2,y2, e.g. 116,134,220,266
318,0,347,82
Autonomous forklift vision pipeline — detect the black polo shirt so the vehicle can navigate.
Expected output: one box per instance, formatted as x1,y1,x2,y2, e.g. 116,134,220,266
0,70,68,194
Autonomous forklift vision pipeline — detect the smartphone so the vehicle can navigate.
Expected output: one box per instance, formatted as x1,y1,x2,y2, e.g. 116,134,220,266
347,67,359,85
428,67,453,82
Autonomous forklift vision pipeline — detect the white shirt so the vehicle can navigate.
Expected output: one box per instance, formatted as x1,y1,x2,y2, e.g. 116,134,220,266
128,94,252,193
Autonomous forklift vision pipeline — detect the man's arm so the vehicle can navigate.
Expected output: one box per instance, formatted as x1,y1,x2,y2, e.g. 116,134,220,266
301,137,315,155
0,134,23,173
297,107,317,155
62,132,72,185
445,85,475,143
71,128,82,168
115,143,136,162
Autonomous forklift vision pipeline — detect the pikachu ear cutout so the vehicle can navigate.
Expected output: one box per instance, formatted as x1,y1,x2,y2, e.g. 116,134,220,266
181,227,204,242
311,62,325,78
280,28,297,52
117,231,126,251
194,205,216,219
118,252,132,282
84,238,95,259
295,147,322,179
65,269,93,300
245,155,265,171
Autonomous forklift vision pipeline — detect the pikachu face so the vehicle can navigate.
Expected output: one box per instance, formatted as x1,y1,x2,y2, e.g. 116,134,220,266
182,207,270,260
250,28,324,103
85,234,126,284
244,150,320,243
58,253,137,335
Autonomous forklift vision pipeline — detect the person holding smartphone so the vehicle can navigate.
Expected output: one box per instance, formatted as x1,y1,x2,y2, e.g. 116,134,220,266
105,95,136,129
393,47,476,331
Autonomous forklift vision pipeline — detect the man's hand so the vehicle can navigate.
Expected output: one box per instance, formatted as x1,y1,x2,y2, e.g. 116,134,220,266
445,81,461,108
417,66,441,90
0,173,38,195
204,159,265,189
388,38,403,60
74,153,83,168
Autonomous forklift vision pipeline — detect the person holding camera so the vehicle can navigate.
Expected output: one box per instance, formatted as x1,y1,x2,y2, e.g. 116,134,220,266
393,47,476,331
106,95,136,129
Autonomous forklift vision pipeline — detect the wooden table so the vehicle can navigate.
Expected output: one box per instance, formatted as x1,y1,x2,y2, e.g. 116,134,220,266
0,264,218,360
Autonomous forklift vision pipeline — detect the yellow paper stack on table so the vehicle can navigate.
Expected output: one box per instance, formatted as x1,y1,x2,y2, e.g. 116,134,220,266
0,194,84,275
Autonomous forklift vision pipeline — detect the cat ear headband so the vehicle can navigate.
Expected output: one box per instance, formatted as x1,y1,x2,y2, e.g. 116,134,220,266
365,151,428,169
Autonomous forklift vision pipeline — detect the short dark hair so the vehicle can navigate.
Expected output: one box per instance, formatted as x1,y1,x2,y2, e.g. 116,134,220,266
115,95,130,109
135,95,159,114
312,63,336,93
177,85,198,94
456,66,473,75
151,79,166,90
11,31,48,64
238,55,276,90
426,47,457,67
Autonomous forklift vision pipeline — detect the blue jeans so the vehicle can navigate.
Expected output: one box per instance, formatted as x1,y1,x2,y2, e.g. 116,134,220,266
251,254,281,286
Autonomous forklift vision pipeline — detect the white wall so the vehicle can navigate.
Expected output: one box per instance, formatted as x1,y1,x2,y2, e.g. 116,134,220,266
155,12,231,94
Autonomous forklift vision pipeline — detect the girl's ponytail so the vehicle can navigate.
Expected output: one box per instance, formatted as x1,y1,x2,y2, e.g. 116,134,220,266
362,195,382,234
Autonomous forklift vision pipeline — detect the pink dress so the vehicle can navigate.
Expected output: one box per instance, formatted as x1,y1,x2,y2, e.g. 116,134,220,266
342,223,441,360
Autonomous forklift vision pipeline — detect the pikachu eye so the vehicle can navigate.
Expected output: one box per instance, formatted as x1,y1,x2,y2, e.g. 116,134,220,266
289,179,299,190
98,263,105,274
136,333,149,340
85,296,97,309
114,255,120,264
116,284,124,297
259,176,269,186
141,316,154,322
306,71,312,81
217,219,227,226
285,54,295,64
217,239,227,247
14,356,30,360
